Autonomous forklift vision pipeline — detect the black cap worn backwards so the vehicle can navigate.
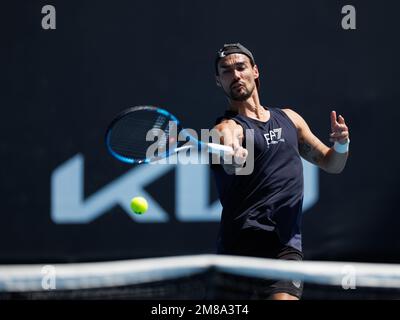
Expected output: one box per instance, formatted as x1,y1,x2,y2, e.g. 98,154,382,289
215,43,259,88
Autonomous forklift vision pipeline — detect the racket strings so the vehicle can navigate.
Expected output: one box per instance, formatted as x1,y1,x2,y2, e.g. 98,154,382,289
108,111,174,161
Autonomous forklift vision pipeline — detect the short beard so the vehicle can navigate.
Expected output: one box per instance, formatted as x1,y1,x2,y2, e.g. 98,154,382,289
228,84,255,101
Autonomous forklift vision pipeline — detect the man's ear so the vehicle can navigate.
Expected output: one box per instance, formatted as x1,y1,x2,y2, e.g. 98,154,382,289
253,65,259,80
215,76,221,87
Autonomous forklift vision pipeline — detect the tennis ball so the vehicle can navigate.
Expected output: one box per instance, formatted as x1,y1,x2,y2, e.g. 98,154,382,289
130,197,148,214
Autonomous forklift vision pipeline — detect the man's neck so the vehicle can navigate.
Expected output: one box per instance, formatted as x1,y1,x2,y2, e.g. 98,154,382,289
229,92,268,121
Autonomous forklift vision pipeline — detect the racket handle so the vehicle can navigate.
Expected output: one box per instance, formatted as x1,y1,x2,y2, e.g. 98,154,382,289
207,143,234,155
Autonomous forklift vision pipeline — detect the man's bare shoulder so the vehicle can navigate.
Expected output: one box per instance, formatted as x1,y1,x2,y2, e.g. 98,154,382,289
214,119,240,130
281,107,304,130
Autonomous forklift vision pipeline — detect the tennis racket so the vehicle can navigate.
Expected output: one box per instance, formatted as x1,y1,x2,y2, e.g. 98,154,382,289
105,106,233,164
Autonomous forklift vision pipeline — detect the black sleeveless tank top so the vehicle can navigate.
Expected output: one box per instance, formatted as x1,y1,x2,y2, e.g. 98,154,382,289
212,107,304,252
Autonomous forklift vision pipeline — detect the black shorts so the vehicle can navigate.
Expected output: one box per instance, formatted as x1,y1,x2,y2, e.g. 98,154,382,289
217,228,304,299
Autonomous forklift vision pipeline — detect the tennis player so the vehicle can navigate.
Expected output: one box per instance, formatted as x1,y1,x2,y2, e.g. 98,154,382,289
211,43,350,300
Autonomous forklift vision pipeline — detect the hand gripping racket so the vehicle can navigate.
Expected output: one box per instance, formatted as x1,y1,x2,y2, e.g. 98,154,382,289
105,106,233,164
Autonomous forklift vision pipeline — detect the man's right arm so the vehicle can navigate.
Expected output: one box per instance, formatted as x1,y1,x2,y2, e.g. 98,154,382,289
213,120,248,173
213,119,244,149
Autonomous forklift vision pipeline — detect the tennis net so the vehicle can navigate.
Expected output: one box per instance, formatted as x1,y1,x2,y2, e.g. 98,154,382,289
1,254,400,299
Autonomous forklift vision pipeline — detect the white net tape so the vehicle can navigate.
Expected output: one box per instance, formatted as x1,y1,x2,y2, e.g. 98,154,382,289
0,254,399,292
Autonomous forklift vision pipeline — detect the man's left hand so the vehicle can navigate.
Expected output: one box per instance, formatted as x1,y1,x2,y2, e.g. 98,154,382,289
329,111,349,144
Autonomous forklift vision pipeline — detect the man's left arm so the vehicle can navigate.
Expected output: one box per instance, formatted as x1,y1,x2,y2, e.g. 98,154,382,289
283,109,350,174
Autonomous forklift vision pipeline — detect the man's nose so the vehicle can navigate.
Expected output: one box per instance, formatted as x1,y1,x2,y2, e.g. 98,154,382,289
233,70,241,80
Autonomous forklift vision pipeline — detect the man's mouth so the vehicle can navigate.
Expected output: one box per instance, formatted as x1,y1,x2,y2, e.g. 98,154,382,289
231,83,244,89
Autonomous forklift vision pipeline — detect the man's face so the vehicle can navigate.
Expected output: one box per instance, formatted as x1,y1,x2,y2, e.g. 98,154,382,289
216,53,259,101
